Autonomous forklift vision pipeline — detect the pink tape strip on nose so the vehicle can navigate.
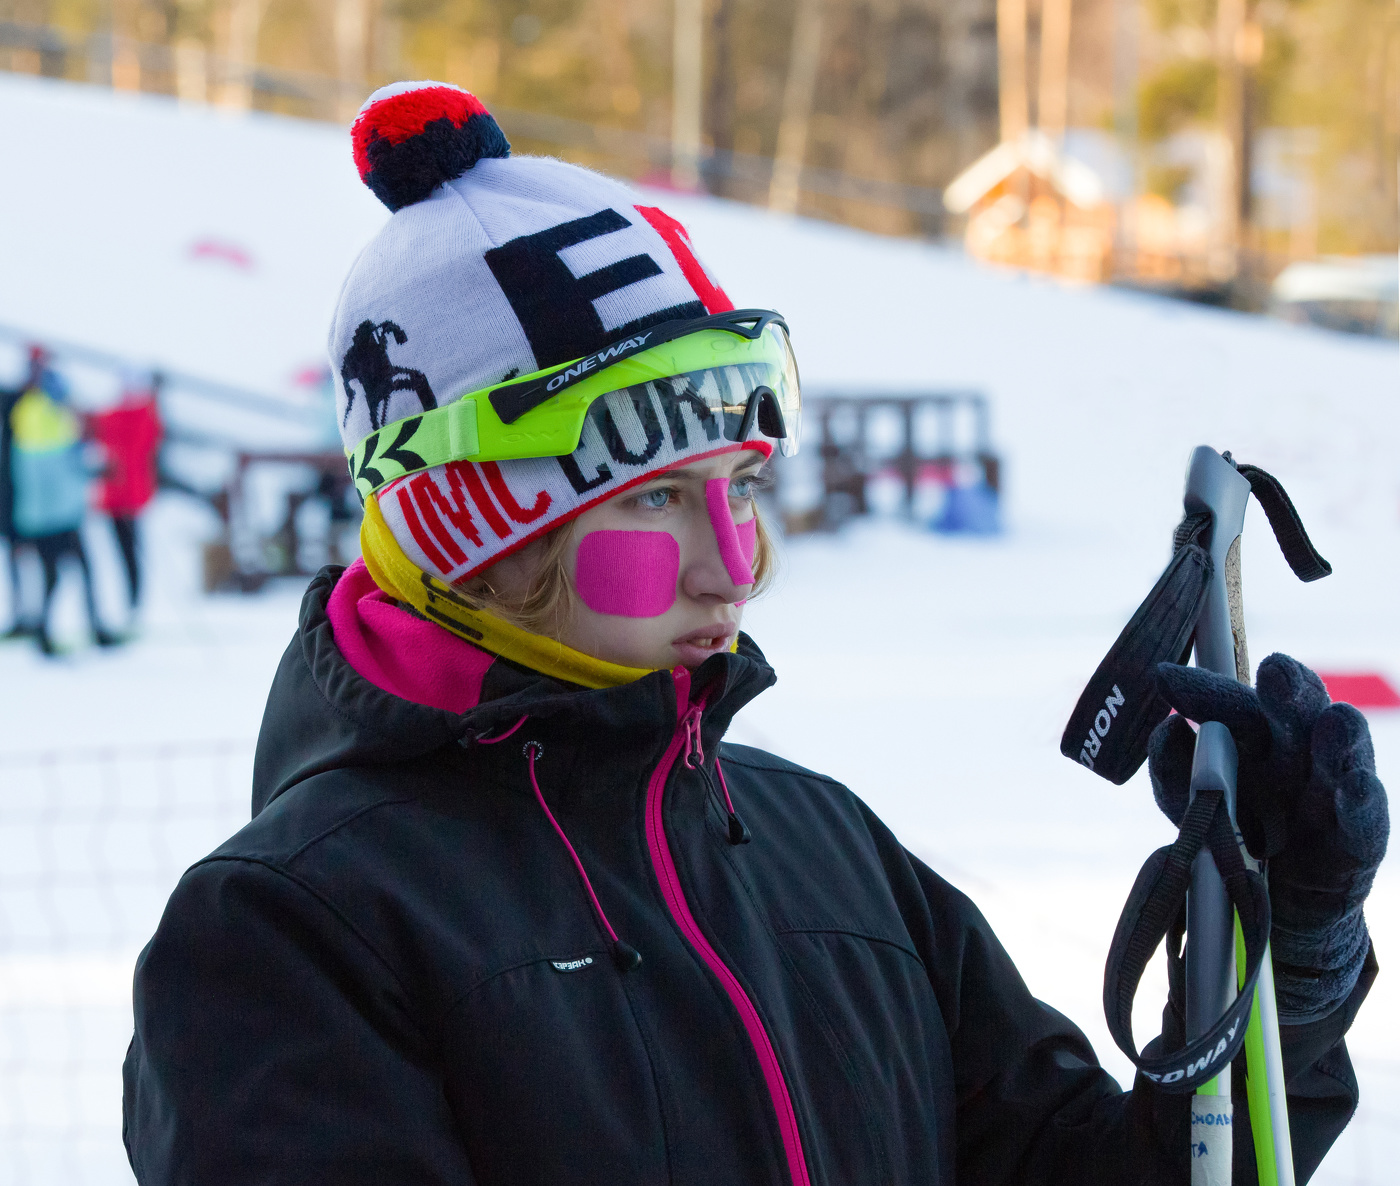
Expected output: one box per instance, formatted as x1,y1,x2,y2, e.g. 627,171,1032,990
575,530,679,618
737,517,756,566
706,478,756,587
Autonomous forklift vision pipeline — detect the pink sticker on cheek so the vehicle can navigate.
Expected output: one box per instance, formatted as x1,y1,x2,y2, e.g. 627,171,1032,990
575,530,680,618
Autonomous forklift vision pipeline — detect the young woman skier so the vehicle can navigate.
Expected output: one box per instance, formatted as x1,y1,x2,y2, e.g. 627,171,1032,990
123,83,1386,1185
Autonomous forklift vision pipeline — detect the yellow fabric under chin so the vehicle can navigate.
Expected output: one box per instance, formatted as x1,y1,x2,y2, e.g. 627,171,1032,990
359,492,658,690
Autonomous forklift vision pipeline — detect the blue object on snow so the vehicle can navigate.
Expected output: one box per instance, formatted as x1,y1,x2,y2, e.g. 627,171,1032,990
931,481,1000,535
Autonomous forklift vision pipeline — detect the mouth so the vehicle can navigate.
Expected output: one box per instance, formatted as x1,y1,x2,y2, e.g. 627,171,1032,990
671,624,737,661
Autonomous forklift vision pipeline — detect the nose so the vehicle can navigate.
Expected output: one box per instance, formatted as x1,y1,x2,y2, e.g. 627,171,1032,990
679,478,755,604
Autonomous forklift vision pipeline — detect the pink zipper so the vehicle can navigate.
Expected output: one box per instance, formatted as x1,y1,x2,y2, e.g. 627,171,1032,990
644,669,812,1186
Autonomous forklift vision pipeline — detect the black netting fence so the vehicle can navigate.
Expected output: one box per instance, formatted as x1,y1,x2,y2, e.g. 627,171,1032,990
0,742,252,1185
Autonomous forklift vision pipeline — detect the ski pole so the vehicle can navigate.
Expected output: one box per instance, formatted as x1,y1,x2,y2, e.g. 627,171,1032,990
1182,446,1294,1186
1064,447,1329,1179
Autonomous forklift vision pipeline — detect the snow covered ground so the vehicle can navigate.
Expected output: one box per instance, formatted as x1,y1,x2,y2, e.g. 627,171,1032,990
0,71,1397,1184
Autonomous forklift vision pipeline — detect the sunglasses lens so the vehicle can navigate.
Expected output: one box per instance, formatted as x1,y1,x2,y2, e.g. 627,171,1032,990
762,321,801,457
573,316,802,459
701,322,801,456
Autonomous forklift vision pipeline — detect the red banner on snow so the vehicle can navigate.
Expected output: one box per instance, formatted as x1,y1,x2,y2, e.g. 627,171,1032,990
1316,672,1400,710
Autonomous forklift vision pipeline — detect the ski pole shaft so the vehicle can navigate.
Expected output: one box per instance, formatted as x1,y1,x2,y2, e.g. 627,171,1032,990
1186,719,1239,1186
1238,922,1294,1186
1182,446,1295,1186
1183,448,1251,1186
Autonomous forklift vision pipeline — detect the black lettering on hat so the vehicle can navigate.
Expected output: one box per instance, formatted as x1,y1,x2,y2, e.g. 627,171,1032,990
557,452,611,495
485,209,704,369
556,415,614,495
657,376,722,450
598,390,664,466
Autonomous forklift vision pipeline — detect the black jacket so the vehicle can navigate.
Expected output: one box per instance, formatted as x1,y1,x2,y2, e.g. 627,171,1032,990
123,567,1371,1184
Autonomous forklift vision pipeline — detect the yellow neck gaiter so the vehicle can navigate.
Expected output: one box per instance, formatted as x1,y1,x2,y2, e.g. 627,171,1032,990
360,492,656,691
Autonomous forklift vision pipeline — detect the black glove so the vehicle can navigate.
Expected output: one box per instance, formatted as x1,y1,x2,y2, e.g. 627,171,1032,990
1147,653,1388,1022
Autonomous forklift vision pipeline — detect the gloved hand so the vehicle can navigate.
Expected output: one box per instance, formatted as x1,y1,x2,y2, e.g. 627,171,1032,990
1147,653,1388,1022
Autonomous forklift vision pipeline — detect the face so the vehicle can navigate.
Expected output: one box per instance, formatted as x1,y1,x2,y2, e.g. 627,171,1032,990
486,449,767,670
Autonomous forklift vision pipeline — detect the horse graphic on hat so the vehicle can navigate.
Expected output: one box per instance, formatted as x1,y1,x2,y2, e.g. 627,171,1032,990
341,319,437,431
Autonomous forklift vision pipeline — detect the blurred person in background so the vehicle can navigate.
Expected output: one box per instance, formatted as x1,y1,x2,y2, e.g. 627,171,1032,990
123,85,1386,1185
0,343,46,637
9,358,117,654
91,368,163,616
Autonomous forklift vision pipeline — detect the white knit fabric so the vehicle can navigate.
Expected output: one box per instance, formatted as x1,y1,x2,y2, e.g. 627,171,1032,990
330,135,756,585
331,156,727,447
332,143,752,584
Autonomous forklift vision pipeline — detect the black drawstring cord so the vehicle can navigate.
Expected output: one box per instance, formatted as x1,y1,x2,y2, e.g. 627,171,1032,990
715,760,751,845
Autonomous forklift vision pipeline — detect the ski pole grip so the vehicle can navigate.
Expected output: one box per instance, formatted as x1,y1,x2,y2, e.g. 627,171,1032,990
1189,721,1238,795
1183,448,1252,682
1182,451,1252,1058
1187,722,1239,1046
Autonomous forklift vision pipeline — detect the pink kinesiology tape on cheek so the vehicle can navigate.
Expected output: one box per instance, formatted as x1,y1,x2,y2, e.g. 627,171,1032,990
705,478,755,587
575,530,680,618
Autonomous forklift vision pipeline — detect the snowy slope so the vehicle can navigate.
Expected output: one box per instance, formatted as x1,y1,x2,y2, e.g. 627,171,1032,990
0,73,1397,1185
0,73,386,396
666,190,1399,546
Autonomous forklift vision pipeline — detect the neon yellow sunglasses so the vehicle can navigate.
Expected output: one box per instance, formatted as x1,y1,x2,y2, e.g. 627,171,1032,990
345,309,800,502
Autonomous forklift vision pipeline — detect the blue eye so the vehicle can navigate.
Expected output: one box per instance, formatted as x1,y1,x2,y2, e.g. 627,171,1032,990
639,488,671,508
731,476,754,498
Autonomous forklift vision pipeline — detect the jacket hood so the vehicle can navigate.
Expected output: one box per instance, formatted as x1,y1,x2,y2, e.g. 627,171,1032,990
251,566,777,815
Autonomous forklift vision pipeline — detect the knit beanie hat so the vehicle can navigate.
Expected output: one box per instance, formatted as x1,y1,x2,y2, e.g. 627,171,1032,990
331,81,781,588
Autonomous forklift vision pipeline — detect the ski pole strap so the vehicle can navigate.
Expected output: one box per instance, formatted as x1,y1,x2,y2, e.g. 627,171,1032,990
1103,788,1272,1093
1062,459,1330,786
1172,509,1212,554
1058,517,1212,784
1234,463,1331,582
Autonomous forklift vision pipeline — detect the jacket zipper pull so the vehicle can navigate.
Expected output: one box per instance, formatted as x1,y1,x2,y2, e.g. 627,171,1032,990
679,693,746,841
683,707,704,769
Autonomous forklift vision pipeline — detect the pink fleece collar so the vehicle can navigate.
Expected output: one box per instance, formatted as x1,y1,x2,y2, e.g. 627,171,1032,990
328,558,494,713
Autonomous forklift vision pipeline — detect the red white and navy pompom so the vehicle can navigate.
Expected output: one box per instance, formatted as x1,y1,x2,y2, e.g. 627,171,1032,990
352,81,511,212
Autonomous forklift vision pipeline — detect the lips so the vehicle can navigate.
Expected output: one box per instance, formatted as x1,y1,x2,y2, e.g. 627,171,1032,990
671,624,736,664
